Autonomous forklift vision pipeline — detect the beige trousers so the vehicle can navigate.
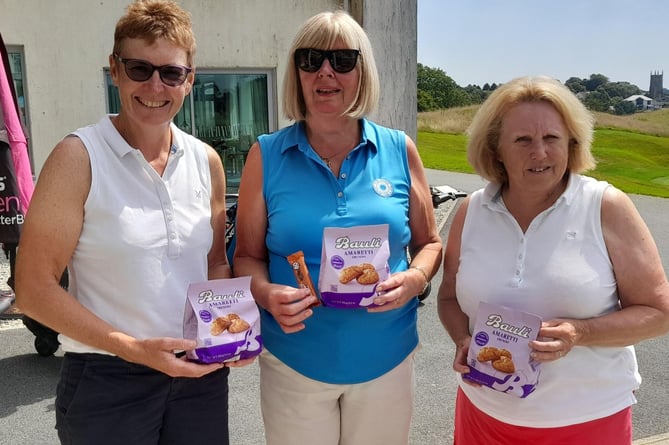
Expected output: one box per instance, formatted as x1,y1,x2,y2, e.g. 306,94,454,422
259,349,416,445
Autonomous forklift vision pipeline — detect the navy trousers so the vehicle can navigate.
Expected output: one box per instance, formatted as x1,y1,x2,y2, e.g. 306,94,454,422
56,353,230,445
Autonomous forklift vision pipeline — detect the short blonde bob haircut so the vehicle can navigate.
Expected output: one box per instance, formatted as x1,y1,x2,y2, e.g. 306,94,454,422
282,10,380,121
467,76,596,184
113,0,196,66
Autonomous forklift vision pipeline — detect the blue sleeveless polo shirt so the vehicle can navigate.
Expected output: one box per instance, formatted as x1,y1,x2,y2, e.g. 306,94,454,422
258,119,418,384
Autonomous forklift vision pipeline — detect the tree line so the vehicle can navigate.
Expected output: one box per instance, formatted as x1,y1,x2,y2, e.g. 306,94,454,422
418,63,643,115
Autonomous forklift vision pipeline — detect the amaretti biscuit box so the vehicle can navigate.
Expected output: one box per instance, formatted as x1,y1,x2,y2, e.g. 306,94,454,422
183,276,262,363
318,224,390,308
464,302,542,398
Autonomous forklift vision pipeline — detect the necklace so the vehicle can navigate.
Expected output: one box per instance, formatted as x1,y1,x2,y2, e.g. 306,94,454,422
319,155,332,168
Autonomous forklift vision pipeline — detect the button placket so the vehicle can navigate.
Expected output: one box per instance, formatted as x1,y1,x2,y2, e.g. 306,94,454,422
135,151,181,258
335,159,348,216
512,234,527,287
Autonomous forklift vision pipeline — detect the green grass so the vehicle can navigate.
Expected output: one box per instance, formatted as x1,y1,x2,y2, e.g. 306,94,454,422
418,129,669,198
590,130,669,197
418,132,473,173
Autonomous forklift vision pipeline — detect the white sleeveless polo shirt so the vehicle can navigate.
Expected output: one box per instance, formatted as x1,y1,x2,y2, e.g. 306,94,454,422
59,115,212,354
457,174,639,427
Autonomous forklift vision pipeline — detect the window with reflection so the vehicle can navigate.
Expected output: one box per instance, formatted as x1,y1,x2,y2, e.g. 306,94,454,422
106,70,274,192
5,46,32,170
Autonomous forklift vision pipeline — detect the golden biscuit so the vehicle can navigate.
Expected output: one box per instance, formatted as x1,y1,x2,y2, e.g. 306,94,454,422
227,313,240,320
210,316,231,336
339,265,363,284
498,348,512,359
477,346,499,362
356,267,379,285
492,355,515,373
477,346,513,363
228,318,250,333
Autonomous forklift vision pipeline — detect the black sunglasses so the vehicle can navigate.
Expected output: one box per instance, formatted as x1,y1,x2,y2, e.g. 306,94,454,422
294,48,360,74
113,54,192,87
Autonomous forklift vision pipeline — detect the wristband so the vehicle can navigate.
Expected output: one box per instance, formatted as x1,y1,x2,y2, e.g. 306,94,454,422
410,265,430,294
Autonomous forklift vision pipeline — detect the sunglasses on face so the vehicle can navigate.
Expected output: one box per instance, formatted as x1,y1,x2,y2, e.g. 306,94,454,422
113,54,192,87
294,48,360,74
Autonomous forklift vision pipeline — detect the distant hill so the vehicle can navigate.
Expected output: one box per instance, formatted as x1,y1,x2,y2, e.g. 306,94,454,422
418,107,669,138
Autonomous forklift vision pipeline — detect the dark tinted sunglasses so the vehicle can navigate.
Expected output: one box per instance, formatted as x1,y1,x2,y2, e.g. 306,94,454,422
294,48,360,74
113,54,192,86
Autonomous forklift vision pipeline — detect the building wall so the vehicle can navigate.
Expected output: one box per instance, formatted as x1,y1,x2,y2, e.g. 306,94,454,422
360,0,417,140
0,0,417,176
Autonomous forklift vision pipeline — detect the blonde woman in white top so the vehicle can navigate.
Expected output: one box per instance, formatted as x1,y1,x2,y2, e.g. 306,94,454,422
438,75,669,445
15,2,252,444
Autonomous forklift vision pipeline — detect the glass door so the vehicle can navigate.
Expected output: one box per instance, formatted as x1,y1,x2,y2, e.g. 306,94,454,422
106,69,275,192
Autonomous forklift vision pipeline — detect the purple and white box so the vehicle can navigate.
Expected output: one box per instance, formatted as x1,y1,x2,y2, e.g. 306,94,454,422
464,302,542,398
183,276,262,363
318,224,390,308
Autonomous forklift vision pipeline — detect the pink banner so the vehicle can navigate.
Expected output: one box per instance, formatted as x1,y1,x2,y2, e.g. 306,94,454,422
0,33,33,215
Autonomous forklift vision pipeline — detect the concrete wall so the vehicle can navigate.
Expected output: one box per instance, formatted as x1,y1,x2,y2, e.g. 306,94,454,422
358,0,417,141
0,0,417,175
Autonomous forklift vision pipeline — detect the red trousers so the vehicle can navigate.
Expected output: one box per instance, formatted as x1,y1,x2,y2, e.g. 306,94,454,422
454,387,632,445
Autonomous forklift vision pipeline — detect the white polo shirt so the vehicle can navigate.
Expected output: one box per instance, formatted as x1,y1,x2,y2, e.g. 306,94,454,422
60,115,212,354
457,174,639,427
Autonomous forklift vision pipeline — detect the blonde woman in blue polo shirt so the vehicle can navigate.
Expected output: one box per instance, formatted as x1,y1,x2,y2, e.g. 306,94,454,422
233,10,442,445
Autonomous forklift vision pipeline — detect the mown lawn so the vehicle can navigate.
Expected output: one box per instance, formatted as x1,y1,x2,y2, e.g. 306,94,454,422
417,129,669,198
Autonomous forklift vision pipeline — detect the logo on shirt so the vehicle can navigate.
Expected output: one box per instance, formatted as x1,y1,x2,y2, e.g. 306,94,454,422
372,178,393,197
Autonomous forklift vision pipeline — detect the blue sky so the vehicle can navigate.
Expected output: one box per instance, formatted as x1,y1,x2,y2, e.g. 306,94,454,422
418,0,668,91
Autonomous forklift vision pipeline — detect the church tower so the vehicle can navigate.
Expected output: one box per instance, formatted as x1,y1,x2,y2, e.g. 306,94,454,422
649,71,663,99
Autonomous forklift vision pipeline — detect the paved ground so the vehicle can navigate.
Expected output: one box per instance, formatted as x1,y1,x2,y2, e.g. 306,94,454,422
1,169,668,444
